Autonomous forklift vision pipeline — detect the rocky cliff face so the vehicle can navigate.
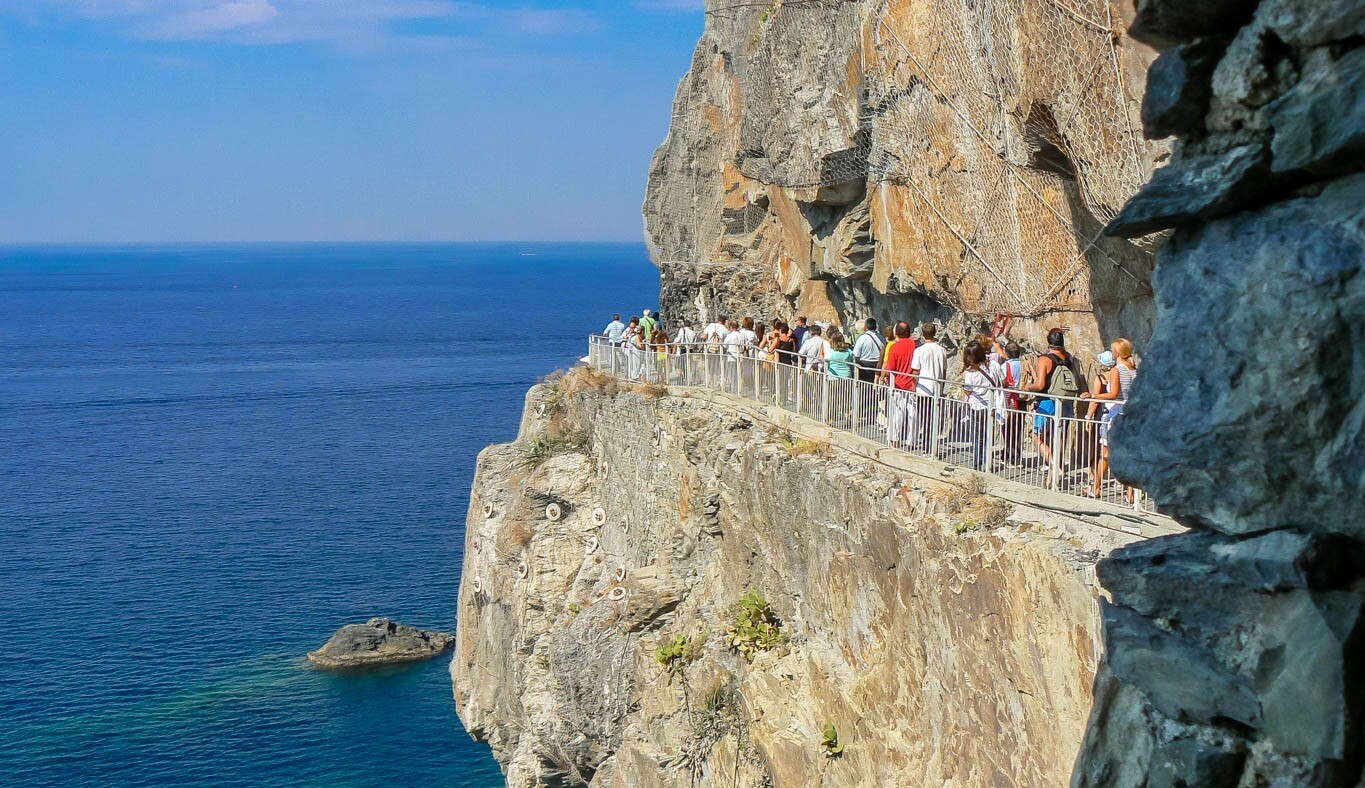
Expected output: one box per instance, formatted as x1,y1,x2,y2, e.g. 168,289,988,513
1074,0,1365,784
644,0,1168,355
453,371,1138,787
454,0,1365,785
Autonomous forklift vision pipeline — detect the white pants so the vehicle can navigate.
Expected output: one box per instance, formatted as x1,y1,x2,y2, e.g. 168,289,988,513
888,388,916,444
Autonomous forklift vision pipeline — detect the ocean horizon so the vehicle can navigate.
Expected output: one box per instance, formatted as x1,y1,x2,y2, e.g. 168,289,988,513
0,242,660,787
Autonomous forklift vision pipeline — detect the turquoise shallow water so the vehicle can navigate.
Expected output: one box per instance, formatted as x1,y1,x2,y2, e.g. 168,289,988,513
0,243,659,787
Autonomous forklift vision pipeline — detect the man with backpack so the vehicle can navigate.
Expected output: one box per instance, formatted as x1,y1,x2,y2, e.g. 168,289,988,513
1023,328,1085,475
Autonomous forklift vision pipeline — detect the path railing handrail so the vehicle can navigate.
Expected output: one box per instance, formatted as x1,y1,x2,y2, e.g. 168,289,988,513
586,334,1151,515
588,335,1113,411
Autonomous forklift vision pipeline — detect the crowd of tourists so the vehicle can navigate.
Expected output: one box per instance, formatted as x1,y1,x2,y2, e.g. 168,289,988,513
599,310,1139,500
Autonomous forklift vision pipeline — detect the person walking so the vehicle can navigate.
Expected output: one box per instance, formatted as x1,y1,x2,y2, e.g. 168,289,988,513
625,317,646,380
824,329,856,425
603,313,627,372
670,318,698,383
851,318,886,429
674,318,698,348
722,319,750,393
703,315,729,350
1000,341,1026,465
798,324,830,371
883,321,918,446
639,309,657,343
797,325,831,414
1084,339,1138,499
604,313,626,344
962,343,1001,471
791,315,809,352
826,330,855,379
1022,328,1083,477
910,323,948,454
648,325,671,382
852,318,885,384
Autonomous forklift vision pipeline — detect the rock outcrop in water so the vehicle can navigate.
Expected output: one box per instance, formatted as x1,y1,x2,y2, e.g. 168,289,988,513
307,618,453,670
643,0,1168,356
452,370,1141,786
1073,0,1365,784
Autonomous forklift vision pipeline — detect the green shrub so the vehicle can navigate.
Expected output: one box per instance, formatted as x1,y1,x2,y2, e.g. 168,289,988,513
655,632,704,684
821,720,845,758
726,590,786,661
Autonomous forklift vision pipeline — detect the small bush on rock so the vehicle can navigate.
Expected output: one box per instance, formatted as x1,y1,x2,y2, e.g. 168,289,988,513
821,720,846,758
727,590,786,661
655,631,704,684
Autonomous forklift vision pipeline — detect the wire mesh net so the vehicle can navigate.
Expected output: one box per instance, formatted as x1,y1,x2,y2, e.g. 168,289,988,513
699,0,1160,318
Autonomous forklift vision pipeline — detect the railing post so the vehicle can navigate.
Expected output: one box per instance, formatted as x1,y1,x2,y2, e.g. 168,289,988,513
984,395,995,474
1050,402,1062,492
929,387,941,459
796,368,805,416
852,379,861,436
820,376,829,424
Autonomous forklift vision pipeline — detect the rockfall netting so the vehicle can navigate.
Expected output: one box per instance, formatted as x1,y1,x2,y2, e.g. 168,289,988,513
697,0,1160,318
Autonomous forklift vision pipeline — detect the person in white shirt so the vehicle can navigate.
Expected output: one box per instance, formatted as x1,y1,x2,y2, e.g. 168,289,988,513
737,317,758,356
703,316,730,352
721,319,751,392
673,319,698,348
604,313,626,344
910,322,948,453
961,342,1003,471
851,317,887,429
602,313,627,372
799,325,831,370
851,318,886,383
723,319,751,357
796,324,831,412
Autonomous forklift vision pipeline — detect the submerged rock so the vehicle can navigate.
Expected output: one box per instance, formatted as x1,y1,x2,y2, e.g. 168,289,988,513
307,618,454,670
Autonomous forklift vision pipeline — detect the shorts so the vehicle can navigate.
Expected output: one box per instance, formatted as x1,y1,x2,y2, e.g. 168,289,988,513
1033,398,1056,434
1099,403,1124,447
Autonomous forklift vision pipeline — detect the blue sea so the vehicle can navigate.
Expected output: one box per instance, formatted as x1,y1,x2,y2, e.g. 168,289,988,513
0,243,659,787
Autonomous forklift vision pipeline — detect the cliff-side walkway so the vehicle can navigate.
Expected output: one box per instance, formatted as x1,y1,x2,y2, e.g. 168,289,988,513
587,337,1180,539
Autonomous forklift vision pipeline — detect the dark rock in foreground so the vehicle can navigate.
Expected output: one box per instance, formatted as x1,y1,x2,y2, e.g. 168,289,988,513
307,618,454,670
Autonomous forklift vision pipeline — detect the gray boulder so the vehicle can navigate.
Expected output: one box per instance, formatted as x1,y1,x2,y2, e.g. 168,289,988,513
307,618,454,670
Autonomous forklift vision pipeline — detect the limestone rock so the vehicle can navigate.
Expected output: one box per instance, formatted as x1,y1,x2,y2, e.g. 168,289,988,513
1100,602,1261,729
643,0,1166,361
307,618,454,670
454,374,1136,787
1262,0,1365,47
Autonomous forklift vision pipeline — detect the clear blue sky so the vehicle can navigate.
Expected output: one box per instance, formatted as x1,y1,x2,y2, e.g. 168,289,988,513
0,1,705,243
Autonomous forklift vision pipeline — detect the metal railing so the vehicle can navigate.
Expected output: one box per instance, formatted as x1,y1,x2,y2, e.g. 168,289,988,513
587,335,1152,514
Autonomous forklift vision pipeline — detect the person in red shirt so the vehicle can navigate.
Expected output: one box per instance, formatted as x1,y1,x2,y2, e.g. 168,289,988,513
882,321,918,447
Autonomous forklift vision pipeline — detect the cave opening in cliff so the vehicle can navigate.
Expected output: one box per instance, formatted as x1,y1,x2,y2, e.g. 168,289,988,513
1023,104,1078,181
